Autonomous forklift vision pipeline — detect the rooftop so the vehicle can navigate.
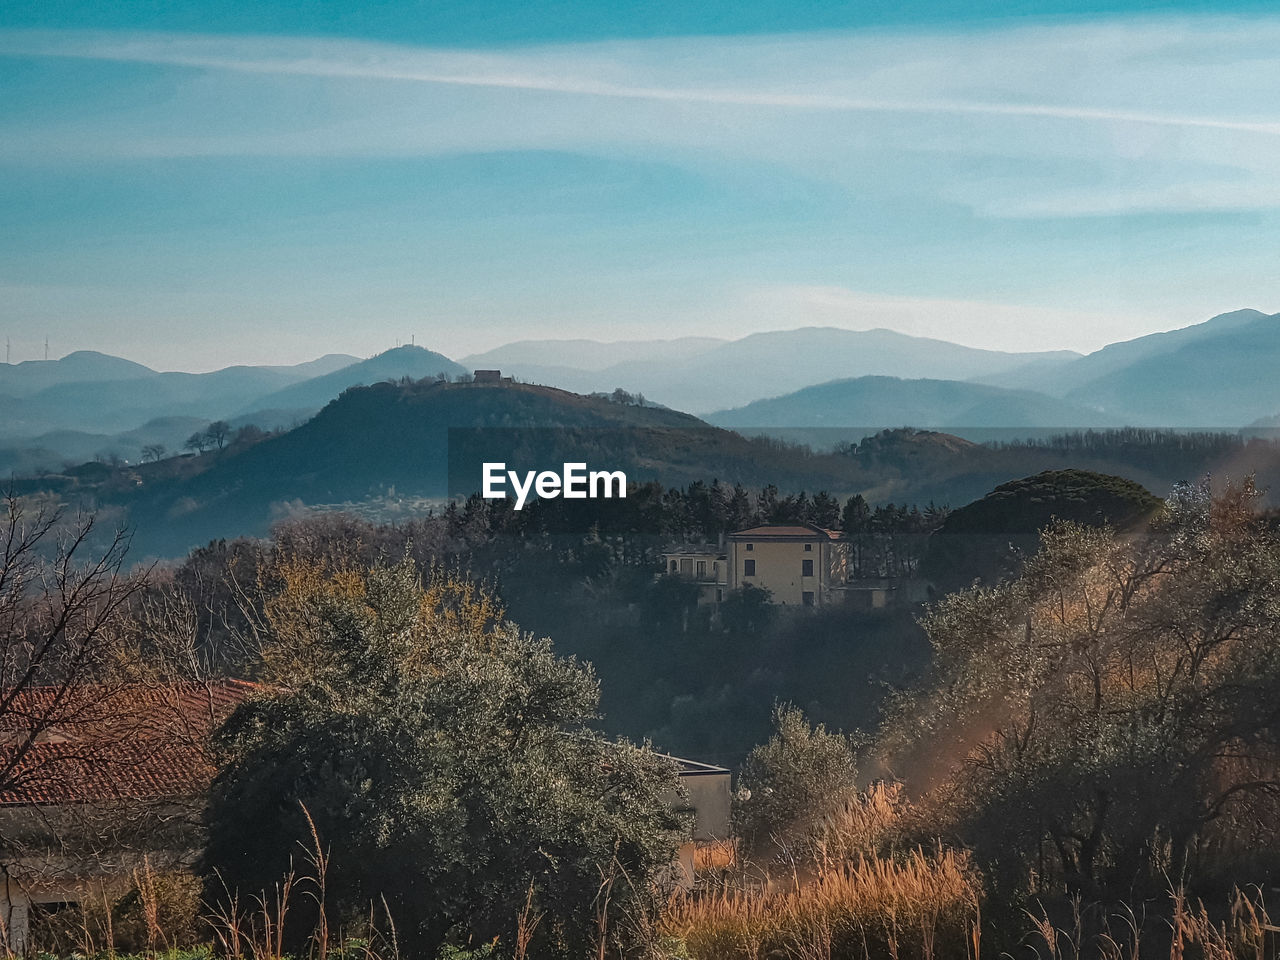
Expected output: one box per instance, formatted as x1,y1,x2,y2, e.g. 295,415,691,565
662,543,725,556
729,523,843,541
662,755,731,777
0,680,256,807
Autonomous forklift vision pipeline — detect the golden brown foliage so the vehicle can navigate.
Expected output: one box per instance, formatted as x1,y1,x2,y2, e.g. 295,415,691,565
662,849,980,960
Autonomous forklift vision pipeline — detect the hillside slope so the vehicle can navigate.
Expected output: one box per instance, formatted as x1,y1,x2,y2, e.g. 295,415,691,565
236,345,468,416
0,353,365,438
979,309,1279,425
1059,311,1280,425
115,380,873,555
0,351,156,397
706,376,1116,431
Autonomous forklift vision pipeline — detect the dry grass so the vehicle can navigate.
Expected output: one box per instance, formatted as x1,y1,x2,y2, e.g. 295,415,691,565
20,867,204,959
693,841,736,874
808,783,907,868
661,848,981,960
1022,887,1276,960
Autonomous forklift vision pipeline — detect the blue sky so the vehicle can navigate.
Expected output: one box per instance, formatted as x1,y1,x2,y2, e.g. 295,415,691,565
2,1,1279,370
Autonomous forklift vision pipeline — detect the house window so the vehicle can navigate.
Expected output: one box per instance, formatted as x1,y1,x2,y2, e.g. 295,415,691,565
745,543,753,551
716,589,723,602
802,591,815,606
744,558,756,576
669,560,677,573
804,543,812,552
680,558,693,576
696,560,707,577
802,559,814,577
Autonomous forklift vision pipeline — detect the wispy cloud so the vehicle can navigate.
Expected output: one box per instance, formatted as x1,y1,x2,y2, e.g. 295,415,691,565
4,18,1280,220
4,25,1280,135
3,17,1276,365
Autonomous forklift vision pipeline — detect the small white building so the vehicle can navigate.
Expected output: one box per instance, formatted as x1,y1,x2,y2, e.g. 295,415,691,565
665,756,732,889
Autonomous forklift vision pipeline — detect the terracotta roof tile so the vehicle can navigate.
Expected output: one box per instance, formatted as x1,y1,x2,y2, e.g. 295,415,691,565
0,680,256,807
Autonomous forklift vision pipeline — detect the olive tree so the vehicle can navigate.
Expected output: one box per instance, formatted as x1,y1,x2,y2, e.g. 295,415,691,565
881,479,1280,902
734,704,859,861
203,557,684,958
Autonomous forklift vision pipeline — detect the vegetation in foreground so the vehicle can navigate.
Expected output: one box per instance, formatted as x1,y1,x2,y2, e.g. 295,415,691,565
6,473,1280,958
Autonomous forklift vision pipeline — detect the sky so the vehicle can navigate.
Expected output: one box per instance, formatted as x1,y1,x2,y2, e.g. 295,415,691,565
2,0,1279,371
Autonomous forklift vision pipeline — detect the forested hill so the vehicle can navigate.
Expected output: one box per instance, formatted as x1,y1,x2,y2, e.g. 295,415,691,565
921,468,1165,590
83,379,877,556
17,376,1280,560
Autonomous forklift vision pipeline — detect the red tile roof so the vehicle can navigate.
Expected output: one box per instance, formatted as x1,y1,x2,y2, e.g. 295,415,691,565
0,680,256,807
730,524,843,540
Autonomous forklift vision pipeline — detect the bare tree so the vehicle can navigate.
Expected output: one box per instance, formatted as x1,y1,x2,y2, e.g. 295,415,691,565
183,432,208,455
140,443,166,463
0,492,148,798
204,421,230,451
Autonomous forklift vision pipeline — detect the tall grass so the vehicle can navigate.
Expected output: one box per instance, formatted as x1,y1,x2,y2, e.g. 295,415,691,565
1023,887,1277,960
661,848,981,960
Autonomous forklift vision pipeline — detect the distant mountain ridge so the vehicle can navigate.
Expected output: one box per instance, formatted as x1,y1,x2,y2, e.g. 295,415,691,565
980,309,1280,424
706,376,1118,434
0,347,461,458
461,336,727,372
979,309,1269,395
236,345,468,417
484,327,1081,413
0,350,156,397
7,308,1280,473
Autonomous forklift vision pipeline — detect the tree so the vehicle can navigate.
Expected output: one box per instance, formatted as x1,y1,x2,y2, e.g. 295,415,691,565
719,584,774,634
184,431,209,454
840,495,870,536
725,484,755,532
204,421,230,450
881,479,1280,902
758,485,781,523
734,704,859,859
204,558,684,958
0,494,146,800
140,442,167,463
233,424,266,446
811,491,841,529
643,574,701,633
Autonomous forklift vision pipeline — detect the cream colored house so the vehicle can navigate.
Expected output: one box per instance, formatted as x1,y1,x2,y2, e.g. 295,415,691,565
726,524,848,607
661,545,728,604
662,523,849,608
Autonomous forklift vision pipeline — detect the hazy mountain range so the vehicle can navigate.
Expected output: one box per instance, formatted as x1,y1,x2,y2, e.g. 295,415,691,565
16,377,1280,561
467,328,1080,413
0,346,462,471
3,308,1279,474
706,376,1121,435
